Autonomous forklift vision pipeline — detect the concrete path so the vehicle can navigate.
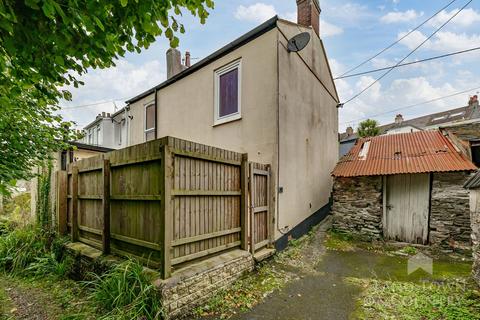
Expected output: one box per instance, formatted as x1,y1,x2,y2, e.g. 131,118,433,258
231,216,362,320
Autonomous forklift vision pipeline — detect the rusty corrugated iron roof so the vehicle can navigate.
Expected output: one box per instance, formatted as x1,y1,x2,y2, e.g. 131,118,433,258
332,130,477,177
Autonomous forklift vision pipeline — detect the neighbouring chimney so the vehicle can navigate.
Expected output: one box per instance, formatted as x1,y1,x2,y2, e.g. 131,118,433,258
395,114,404,124
469,95,479,109
107,113,111,117
185,51,191,68
297,0,321,37
346,126,354,136
166,48,187,79
102,112,106,118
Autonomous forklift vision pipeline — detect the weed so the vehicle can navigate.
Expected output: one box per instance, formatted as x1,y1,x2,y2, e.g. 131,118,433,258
349,277,480,320
87,259,163,320
402,245,417,255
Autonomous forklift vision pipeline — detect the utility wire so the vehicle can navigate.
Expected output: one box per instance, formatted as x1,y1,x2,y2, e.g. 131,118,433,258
335,46,480,80
342,0,472,106
340,85,480,125
61,97,129,110
337,0,459,78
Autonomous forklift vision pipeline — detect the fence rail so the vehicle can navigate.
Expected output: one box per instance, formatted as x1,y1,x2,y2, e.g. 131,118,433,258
58,137,267,278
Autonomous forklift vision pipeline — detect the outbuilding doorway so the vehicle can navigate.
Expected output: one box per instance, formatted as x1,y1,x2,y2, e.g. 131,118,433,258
383,174,430,244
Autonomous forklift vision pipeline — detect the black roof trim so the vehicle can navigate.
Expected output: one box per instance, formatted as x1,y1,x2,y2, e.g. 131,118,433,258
125,16,279,104
70,141,114,153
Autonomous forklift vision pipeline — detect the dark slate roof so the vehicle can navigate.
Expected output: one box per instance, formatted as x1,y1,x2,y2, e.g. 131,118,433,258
70,142,114,153
339,104,478,141
464,170,480,189
126,16,279,104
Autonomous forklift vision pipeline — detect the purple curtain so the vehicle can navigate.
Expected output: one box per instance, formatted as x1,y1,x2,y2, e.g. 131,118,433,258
219,68,238,117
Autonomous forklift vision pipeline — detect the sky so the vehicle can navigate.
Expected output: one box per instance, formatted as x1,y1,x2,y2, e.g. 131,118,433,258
59,0,480,132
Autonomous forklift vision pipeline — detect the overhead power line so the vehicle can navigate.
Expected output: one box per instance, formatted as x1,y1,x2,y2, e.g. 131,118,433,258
334,46,480,80
340,85,480,125
61,97,129,110
342,0,473,106
337,0,459,78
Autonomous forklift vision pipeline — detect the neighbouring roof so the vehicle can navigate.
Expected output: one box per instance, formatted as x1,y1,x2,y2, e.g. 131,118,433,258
332,130,476,177
70,141,114,153
339,104,480,142
464,170,480,189
125,16,279,104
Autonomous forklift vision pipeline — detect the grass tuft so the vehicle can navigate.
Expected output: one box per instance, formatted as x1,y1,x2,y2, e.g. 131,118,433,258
86,259,163,320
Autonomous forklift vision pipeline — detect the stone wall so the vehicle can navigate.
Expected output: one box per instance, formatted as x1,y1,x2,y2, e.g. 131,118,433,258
469,189,480,286
430,172,472,250
157,250,254,319
331,176,383,239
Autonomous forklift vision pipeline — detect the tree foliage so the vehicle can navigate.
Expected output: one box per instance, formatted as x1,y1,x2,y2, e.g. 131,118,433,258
0,0,214,194
357,119,380,138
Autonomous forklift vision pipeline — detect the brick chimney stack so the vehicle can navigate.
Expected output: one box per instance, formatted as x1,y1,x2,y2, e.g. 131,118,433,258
395,114,404,124
469,95,479,109
166,48,187,79
297,0,321,37
346,126,354,136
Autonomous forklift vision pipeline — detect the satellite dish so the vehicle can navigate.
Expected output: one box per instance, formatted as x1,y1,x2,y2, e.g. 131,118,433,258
287,32,311,52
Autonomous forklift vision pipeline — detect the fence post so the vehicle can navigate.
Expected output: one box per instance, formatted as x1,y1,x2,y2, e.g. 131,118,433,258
249,162,255,255
102,159,111,254
56,170,68,235
240,154,249,251
160,145,173,279
71,166,79,242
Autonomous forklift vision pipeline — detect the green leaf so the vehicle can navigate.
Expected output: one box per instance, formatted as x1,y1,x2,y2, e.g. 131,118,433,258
120,0,128,7
93,16,105,31
41,1,55,19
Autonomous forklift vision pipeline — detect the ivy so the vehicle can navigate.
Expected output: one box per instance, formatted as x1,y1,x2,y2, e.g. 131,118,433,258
36,162,52,229
0,0,214,194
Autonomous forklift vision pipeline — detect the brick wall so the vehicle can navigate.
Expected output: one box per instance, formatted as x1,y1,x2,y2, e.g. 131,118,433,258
157,250,254,319
430,172,472,250
331,176,383,239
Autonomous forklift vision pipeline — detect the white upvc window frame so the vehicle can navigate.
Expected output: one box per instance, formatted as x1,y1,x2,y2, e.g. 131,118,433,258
144,101,156,142
213,59,242,126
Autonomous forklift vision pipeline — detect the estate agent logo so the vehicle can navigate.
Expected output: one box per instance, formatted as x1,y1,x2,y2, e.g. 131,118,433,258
407,252,433,275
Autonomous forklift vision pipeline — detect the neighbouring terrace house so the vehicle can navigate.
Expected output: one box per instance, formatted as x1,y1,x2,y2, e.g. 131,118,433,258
80,108,131,149
332,130,476,250
122,2,339,250
463,171,480,286
339,95,480,157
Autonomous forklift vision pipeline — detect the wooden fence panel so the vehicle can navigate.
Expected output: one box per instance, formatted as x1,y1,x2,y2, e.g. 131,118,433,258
60,136,261,278
167,137,244,267
250,163,271,253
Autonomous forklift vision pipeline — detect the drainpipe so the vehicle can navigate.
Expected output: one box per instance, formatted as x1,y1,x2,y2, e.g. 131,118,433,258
154,88,158,139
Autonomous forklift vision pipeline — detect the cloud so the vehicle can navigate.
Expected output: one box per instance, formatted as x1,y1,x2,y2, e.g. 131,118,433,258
281,11,343,38
398,30,480,53
234,3,276,23
428,8,480,28
380,10,423,24
338,76,468,131
59,59,166,128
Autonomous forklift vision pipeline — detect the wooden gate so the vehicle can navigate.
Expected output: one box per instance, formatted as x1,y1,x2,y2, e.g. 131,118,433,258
249,163,271,253
384,174,430,244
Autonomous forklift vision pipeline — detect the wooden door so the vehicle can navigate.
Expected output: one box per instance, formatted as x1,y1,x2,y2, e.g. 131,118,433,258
249,163,271,253
384,174,430,244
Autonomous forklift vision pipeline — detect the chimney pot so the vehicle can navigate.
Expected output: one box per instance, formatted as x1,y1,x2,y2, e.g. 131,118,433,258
296,0,321,37
185,51,191,68
102,112,106,117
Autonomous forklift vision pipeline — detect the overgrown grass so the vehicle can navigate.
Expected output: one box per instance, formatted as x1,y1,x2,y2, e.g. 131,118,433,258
349,277,480,320
87,259,164,320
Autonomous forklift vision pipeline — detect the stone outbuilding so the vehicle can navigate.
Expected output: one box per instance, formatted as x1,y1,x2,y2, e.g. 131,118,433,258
331,130,476,250
463,172,480,286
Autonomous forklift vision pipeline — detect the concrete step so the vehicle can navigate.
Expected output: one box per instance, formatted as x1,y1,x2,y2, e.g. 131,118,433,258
253,247,276,262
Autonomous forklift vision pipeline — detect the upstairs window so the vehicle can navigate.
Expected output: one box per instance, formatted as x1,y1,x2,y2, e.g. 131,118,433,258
214,60,241,125
145,103,156,141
